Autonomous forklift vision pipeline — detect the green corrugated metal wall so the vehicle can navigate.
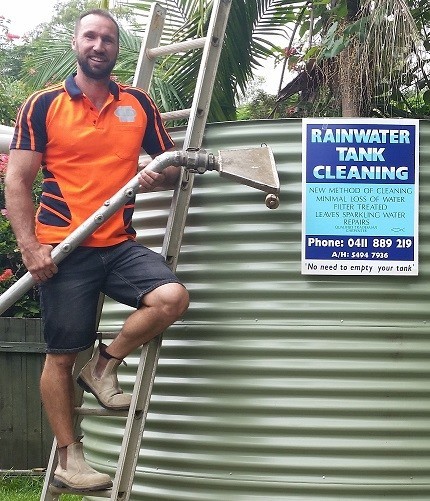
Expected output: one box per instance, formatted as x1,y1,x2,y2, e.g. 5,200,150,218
84,119,430,500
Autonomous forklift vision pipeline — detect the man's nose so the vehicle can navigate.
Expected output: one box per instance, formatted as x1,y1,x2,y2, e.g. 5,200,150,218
93,37,104,52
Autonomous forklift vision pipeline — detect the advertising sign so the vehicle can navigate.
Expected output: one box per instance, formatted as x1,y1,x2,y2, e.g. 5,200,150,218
302,118,419,276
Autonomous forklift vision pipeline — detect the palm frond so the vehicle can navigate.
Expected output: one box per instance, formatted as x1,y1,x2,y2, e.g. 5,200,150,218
120,0,306,120
21,27,75,90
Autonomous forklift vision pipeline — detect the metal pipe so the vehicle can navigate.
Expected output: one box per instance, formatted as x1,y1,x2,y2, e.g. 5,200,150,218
0,135,12,154
0,125,13,153
0,150,216,315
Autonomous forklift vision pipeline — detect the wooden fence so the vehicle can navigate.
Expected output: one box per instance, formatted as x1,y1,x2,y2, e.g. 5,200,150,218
0,317,52,470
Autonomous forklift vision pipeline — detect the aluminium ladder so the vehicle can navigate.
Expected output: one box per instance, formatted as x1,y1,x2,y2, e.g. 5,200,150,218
40,1,232,499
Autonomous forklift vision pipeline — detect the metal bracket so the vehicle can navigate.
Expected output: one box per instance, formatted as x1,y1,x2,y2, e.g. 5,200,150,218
216,146,280,208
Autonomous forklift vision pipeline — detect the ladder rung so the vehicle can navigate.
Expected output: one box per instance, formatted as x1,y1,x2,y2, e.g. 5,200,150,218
98,331,117,340
75,406,136,418
161,108,192,121
49,485,113,498
147,37,206,59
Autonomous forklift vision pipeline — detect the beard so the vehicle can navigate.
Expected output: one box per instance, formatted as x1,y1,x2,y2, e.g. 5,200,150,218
77,54,116,80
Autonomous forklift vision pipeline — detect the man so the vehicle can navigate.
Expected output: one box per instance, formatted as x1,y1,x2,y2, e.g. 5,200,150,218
5,9,189,492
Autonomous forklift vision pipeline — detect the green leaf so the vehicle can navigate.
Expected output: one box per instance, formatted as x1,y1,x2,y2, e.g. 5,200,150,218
327,36,347,58
303,46,322,61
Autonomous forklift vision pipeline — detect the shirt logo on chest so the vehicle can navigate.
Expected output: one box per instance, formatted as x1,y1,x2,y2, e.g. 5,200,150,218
114,105,137,123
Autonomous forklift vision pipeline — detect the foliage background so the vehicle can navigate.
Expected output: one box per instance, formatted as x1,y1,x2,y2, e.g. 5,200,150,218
0,154,42,317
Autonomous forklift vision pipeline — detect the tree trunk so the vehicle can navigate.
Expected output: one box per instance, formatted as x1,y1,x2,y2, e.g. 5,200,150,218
338,42,361,117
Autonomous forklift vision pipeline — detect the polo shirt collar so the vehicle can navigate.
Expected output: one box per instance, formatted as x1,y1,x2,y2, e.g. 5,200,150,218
64,74,120,100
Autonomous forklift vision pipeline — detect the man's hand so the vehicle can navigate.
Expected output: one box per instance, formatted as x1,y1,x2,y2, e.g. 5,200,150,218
138,162,179,192
21,242,58,283
138,168,167,192
5,149,57,283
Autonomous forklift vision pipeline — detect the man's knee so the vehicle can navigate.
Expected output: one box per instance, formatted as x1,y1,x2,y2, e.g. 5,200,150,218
174,285,190,317
43,352,78,373
160,283,189,319
144,283,189,320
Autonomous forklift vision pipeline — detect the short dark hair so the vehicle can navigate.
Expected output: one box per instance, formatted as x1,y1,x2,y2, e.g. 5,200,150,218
75,9,120,40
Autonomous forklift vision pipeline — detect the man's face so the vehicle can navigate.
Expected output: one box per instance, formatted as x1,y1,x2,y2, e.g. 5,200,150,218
72,14,119,80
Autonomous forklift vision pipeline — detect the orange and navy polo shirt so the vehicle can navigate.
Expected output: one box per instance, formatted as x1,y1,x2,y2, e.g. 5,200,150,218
11,74,174,247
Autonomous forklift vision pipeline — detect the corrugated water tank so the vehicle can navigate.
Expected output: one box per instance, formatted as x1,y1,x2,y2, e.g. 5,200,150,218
83,119,430,500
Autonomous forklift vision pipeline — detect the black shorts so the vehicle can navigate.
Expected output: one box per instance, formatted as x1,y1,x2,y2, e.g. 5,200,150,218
39,240,183,353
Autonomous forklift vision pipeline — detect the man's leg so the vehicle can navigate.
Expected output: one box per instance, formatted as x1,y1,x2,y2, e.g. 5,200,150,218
40,352,112,491
39,246,113,490
78,283,189,408
40,353,77,448
107,282,189,359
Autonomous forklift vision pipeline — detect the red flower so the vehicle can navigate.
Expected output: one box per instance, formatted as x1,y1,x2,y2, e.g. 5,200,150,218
284,47,297,58
0,269,13,281
6,33,20,40
0,154,8,172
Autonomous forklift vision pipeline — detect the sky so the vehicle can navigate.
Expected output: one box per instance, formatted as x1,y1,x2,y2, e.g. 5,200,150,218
1,0,284,95
2,0,58,37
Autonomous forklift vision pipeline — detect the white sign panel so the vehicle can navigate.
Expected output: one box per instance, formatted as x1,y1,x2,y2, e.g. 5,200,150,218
302,118,419,276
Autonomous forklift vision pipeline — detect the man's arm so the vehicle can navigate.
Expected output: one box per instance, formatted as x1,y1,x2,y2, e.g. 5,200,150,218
5,150,58,282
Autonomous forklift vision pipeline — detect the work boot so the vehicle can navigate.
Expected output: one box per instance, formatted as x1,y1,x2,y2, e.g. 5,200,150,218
77,343,132,410
52,441,112,491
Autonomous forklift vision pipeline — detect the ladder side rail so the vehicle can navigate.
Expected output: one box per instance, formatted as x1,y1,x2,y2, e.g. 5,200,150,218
132,2,166,90
183,0,232,149
110,337,162,499
162,0,232,267
39,440,59,501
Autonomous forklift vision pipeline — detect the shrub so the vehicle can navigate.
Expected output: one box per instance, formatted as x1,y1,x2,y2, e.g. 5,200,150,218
0,154,42,317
